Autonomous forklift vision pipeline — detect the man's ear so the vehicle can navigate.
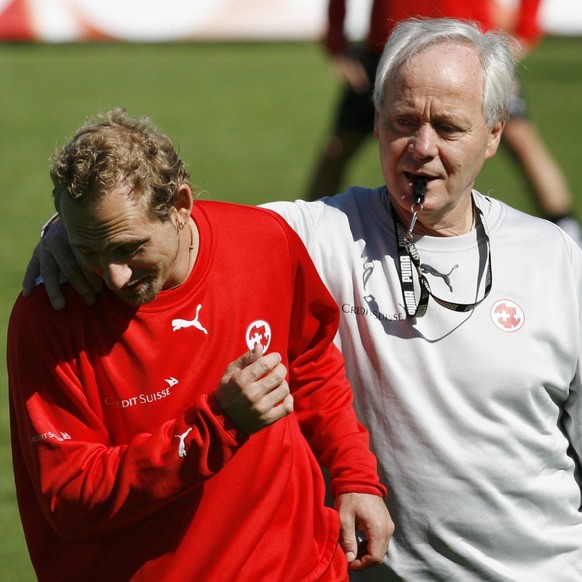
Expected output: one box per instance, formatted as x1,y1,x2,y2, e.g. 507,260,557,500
485,121,505,160
174,184,194,224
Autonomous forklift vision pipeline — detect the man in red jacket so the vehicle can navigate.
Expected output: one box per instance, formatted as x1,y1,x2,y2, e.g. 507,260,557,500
305,0,582,244
8,108,392,581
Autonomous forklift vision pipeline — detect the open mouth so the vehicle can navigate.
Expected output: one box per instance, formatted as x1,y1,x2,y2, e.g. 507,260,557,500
404,171,433,184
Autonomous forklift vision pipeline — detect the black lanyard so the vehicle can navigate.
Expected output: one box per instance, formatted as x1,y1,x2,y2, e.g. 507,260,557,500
392,197,492,319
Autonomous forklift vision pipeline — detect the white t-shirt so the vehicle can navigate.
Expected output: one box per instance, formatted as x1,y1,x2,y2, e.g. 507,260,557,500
264,186,582,581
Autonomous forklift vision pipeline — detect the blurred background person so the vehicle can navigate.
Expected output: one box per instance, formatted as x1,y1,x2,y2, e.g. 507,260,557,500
304,0,582,244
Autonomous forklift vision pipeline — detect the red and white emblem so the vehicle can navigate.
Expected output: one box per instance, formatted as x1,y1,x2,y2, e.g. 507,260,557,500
246,320,272,353
490,299,525,332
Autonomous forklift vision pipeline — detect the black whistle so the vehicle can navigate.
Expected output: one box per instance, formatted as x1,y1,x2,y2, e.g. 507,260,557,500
413,177,428,206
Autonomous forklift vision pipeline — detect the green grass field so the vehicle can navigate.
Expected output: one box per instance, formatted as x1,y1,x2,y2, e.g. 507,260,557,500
1,36,581,580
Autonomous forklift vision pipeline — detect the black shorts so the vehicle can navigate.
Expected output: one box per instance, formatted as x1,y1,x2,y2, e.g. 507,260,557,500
334,48,380,134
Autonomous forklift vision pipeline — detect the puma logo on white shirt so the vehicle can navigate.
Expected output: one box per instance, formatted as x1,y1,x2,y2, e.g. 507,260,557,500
420,263,459,292
172,304,208,334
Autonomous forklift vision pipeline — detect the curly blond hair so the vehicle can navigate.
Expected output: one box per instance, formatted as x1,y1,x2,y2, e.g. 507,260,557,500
50,108,191,221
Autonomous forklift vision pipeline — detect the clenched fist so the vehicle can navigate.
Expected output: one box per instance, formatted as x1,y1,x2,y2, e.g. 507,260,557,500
214,344,293,435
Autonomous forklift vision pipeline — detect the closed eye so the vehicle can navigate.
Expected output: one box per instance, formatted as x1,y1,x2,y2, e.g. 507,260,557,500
74,241,146,262
437,123,463,137
116,243,144,258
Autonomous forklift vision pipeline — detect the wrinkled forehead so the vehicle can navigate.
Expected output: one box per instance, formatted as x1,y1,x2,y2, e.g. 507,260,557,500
389,43,485,103
63,195,160,258
60,185,147,228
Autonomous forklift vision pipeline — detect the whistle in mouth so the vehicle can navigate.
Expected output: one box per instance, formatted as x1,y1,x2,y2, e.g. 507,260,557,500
413,177,428,206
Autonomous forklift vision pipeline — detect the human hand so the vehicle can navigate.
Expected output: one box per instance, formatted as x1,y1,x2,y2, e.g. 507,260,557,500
22,215,102,310
336,492,394,571
214,344,293,435
331,54,370,94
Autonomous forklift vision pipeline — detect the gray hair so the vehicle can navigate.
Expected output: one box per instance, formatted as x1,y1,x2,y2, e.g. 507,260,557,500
373,18,516,127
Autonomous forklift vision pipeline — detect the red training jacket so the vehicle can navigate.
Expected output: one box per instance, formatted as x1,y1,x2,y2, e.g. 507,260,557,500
8,201,385,582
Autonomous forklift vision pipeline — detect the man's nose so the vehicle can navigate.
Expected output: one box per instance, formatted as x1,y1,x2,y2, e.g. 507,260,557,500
408,125,438,159
101,262,132,291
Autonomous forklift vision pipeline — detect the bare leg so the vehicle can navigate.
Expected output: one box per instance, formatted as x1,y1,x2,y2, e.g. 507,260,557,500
501,118,582,245
502,118,574,218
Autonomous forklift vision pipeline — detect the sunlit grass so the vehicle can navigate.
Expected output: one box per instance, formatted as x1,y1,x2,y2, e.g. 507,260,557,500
1,36,581,580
